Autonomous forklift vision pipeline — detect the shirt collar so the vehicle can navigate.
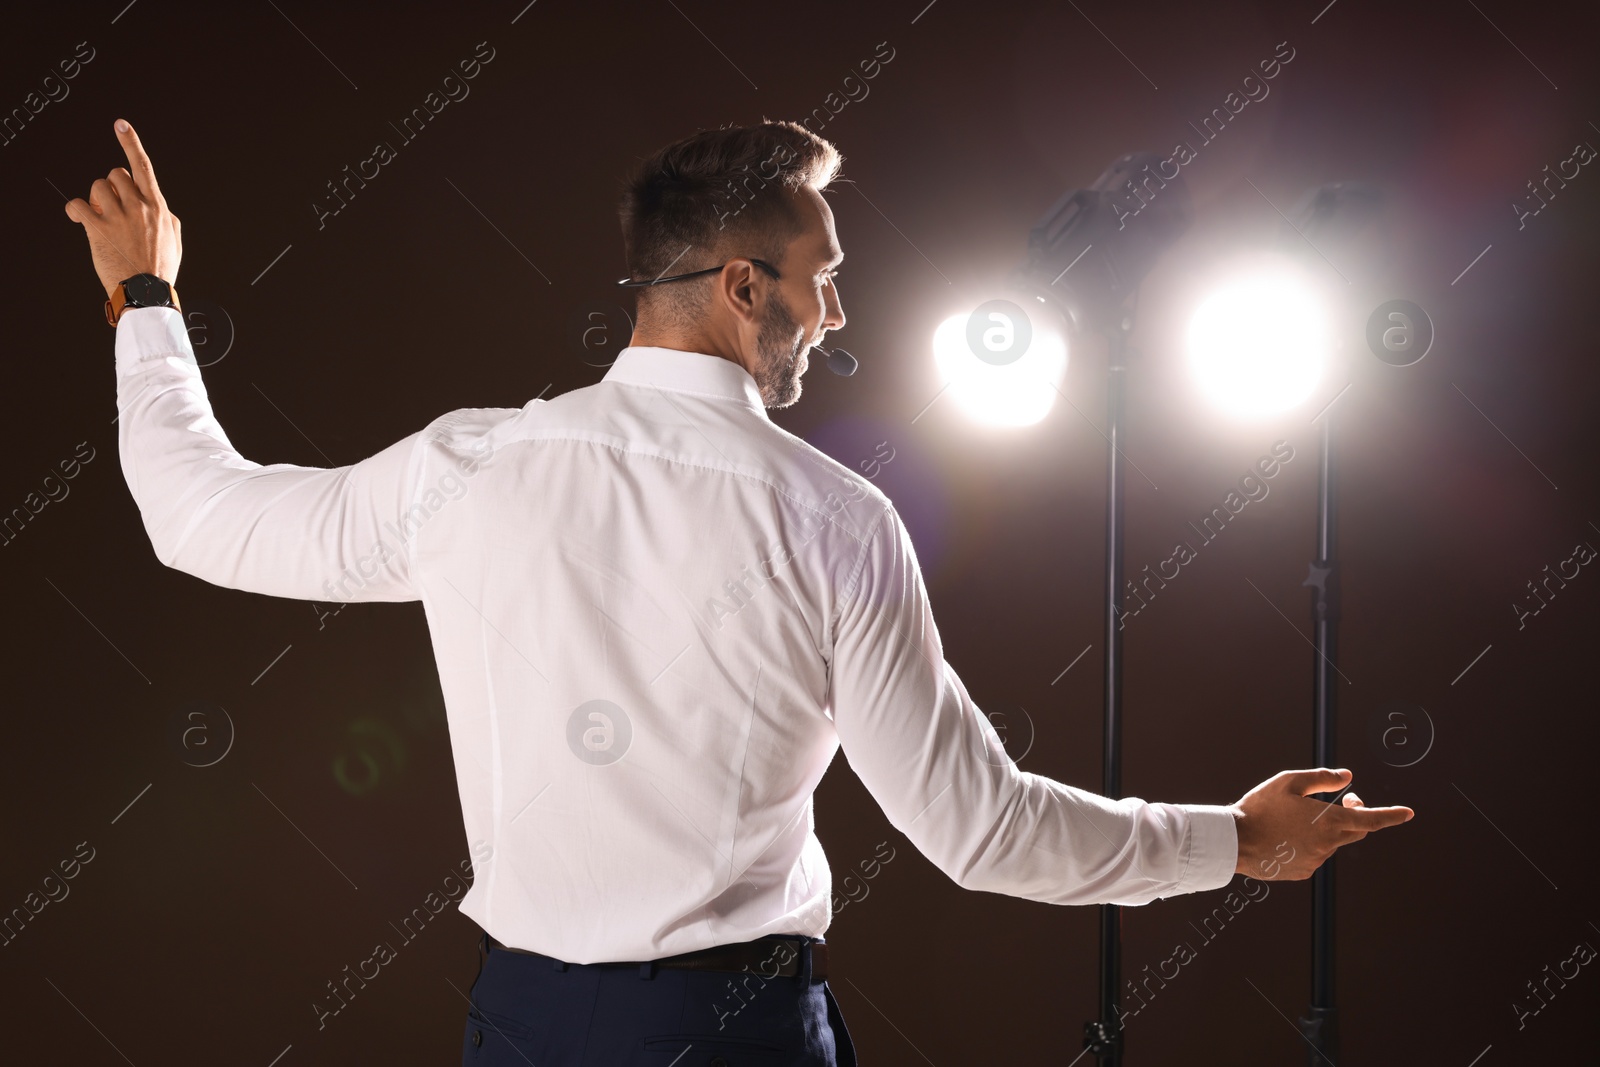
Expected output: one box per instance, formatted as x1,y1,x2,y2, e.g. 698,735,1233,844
602,347,769,419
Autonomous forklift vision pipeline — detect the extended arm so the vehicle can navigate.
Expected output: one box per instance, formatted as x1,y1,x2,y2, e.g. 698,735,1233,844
830,507,1237,906
829,506,1413,905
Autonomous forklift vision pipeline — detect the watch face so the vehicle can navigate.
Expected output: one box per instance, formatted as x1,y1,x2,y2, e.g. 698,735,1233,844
124,274,171,306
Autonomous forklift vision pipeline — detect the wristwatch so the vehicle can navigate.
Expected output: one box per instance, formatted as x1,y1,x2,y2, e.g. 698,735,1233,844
105,273,182,326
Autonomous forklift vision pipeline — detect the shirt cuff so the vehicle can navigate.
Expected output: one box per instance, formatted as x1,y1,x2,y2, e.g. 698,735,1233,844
114,306,191,374
1176,803,1239,894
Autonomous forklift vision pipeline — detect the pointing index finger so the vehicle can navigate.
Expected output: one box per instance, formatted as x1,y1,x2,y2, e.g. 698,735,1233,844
115,118,160,200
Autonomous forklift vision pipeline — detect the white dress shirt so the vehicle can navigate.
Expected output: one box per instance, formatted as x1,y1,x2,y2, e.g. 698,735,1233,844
114,306,1238,964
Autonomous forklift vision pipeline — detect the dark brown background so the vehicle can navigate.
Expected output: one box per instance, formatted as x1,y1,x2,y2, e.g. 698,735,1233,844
4,0,1598,1063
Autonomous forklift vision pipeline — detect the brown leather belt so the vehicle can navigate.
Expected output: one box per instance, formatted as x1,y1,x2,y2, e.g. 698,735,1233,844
488,934,828,981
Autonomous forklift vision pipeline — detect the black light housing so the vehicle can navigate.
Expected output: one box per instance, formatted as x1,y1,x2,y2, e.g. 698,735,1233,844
1009,151,1194,337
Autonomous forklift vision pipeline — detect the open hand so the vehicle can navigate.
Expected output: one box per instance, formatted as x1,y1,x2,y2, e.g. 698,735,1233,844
64,119,181,299
1232,768,1413,880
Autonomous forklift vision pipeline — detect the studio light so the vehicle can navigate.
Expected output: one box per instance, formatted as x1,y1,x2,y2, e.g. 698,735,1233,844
1186,259,1332,418
930,304,1068,427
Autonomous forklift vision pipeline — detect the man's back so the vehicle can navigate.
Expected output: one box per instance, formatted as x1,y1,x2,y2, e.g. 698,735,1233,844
409,345,888,963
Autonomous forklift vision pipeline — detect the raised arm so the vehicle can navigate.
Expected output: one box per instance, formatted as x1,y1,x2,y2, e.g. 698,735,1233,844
113,308,433,601
67,119,429,602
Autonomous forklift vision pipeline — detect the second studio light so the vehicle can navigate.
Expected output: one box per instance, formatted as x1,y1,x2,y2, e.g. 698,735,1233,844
1186,256,1332,419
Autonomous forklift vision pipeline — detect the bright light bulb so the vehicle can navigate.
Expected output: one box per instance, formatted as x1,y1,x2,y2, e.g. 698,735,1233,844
931,302,1068,427
1187,270,1330,418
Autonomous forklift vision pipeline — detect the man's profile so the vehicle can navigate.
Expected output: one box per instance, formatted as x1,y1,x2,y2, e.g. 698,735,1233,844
66,115,1412,1066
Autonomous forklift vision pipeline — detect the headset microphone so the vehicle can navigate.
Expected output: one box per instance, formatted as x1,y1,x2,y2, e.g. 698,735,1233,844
814,345,858,376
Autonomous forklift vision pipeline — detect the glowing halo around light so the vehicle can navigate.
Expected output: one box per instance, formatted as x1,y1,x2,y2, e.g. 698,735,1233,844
1187,269,1332,418
931,306,1068,427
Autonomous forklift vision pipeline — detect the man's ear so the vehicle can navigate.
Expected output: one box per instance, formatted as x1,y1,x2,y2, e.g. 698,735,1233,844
716,259,762,325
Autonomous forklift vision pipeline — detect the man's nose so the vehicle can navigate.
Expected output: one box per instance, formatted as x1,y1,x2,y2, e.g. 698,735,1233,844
823,281,845,331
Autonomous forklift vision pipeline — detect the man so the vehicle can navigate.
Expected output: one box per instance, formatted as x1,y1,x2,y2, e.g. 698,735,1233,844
67,117,1412,1066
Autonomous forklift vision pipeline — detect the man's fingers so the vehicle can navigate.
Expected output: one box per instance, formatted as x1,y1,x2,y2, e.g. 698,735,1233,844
116,118,161,199
107,166,138,203
89,177,119,212
1341,792,1364,808
1280,767,1353,797
1336,804,1414,832
64,198,92,225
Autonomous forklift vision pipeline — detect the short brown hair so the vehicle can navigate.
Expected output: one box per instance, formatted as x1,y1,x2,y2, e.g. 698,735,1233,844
618,119,843,323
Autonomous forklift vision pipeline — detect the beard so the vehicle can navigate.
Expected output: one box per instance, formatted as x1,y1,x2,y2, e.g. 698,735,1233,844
751,289,809,409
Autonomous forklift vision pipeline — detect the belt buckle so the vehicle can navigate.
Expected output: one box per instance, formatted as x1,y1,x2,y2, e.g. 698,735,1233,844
809,940,829,982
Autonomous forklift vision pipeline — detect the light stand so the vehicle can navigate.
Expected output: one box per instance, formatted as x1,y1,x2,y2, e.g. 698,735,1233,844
1279,180,1380,1067
1005,152,1191,1067
1300,401,1339,1063
1097,318,1130,1067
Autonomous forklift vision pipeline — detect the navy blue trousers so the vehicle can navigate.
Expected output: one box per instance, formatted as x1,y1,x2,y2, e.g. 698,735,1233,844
461,932,859,1066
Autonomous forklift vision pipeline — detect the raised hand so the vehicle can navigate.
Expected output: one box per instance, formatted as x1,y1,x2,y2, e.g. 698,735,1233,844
1232,768,1414,880
64,119,182,300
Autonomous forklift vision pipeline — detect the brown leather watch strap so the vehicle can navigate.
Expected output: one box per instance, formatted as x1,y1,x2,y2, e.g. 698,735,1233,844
105,281,182,327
